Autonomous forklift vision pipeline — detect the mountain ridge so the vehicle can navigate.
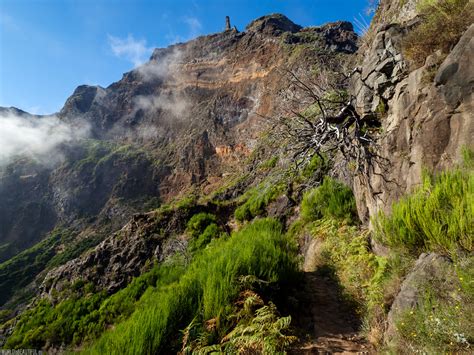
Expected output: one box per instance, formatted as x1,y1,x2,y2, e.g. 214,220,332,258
0,13,357,308
1,4,473,352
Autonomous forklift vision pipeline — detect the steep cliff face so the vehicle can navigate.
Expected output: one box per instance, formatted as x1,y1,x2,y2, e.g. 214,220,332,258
348,2,473,348
0,159,57,263
368,0,420,27
351,1,473,221
0,15,358,307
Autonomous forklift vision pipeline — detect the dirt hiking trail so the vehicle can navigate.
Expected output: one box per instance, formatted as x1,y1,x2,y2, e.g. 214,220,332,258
289,239,373,354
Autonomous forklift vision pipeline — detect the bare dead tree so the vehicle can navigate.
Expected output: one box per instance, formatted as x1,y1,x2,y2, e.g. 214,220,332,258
273,55,390,190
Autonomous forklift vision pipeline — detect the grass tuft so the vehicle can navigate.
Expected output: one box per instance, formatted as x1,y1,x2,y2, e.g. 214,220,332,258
301,177,357,223
234,183,284,222
402,0,473,67
373,167,473,254
87,218,298,354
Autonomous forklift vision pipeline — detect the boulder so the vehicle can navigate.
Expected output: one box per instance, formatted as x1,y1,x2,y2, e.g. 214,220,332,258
385,253,457,342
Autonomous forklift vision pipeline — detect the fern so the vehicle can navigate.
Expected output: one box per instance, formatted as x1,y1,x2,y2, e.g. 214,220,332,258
203,291,297,354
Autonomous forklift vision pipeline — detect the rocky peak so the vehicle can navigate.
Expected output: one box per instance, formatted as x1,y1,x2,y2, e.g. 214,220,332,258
0,13,359,312
60,85,105,116
301,21,358,53
371,0,421,30
246,13,302,36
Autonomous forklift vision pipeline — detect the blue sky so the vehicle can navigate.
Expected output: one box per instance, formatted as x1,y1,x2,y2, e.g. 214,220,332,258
0,0,373,114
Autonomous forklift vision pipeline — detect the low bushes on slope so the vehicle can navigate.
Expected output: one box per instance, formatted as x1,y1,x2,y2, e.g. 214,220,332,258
88,218,298,354
368,157,473,348
403,0,474,67
0,228,73,307
307,218,414,346
373,167,473,254
3,260,184,349
301,177,358,223
234,183,284,222
295,170,474,351
395,256,474,353
289,182,394,345
292,155,473,350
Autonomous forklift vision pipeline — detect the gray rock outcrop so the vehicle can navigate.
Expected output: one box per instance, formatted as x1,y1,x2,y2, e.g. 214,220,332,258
352,24,474,222
246,13,302,36
41,209,188,297
385,253,457,343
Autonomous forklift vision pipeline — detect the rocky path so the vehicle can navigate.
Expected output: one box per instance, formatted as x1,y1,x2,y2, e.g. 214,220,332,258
289,239,373,354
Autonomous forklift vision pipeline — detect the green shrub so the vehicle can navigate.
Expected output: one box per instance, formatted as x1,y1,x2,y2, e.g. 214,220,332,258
259,156,279,170
373,168,473,253
188,223,221,252
234,183,284,222
0,309,12,324
186,213,217,238
403,0,473,67
4,260,184,350
301,154,328,179
175,194,198,211
301,177,357,223
234,204,251,222
5,293,108,349
88,218,299,354
73,140,116,171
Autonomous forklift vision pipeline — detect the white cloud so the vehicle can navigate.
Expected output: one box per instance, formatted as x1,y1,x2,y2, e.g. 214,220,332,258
0,110,90,167
135,92,189,119
108,34,153,67
136,48,183,82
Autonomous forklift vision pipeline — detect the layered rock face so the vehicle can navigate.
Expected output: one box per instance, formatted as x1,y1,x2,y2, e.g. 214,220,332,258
351,9,473,221
0,15,358,303
38,15,358,297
